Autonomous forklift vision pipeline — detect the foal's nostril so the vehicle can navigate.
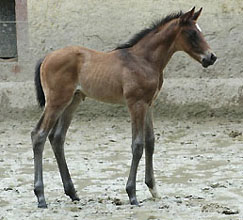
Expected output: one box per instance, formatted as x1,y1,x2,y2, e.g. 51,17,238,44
202,53,217,68
211,53,217,62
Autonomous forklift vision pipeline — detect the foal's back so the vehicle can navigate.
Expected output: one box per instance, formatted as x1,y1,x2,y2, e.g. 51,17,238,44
41,46,126,104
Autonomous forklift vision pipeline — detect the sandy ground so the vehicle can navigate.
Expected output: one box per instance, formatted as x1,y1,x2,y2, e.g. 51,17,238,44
0,0,242,219
0,109,243,220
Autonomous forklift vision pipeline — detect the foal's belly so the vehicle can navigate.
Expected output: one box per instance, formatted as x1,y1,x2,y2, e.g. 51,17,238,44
77,79,125,105
78,50,126,104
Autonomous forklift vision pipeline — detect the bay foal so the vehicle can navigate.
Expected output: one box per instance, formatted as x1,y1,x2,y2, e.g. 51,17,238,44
31,8,217,208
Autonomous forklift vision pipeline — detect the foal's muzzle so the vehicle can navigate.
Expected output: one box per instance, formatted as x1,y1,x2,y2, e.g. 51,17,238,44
202,52,217,68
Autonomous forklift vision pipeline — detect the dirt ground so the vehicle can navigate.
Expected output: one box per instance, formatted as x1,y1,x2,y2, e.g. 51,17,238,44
0,0,242,219
0,107,243,220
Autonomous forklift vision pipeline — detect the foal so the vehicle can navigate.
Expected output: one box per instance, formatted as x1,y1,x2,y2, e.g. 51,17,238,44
31,7,217,208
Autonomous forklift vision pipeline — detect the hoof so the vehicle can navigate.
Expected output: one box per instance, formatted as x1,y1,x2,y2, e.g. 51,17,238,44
149,186,161,199
38,202,48,209
65,189,80,202
72,196,80,202
70,193,80,202
130,198,139,206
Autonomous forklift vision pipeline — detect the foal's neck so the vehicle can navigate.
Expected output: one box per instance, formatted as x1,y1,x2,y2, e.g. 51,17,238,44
131,20,179,72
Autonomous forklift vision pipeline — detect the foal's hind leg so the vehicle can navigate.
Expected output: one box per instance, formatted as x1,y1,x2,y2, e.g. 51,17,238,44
144,108,160,198
31,107,63,208
48,92,83,202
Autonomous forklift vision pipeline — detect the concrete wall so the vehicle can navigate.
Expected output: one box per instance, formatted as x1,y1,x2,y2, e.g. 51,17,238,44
0,0,243,115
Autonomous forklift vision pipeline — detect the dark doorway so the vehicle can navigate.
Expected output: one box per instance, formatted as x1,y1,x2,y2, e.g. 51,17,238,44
0,0,17,59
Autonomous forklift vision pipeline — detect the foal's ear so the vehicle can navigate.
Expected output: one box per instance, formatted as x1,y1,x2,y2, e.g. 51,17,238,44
193,7,203,21
180,7,195,24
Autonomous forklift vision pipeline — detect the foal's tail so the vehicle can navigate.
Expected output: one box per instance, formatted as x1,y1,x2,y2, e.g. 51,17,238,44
34,58,45,107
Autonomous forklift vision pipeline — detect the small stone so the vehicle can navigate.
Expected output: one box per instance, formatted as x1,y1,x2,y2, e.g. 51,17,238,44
112,198,123,206
222,209,239,215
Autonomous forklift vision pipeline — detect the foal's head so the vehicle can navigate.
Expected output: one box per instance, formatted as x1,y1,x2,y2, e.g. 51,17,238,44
175,7,217,68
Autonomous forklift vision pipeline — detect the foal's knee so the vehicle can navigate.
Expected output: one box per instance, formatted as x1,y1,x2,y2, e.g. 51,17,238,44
132,140,144,160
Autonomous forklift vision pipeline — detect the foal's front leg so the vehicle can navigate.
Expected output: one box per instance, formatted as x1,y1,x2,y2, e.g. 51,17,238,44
145,109,160,198
126,101,148,205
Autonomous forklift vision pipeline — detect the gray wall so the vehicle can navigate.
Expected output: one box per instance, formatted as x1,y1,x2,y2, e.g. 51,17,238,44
0,0,243,114
28,0,243,79
0,0,242,81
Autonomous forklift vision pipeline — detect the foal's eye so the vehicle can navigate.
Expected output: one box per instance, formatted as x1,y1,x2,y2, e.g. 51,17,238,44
184,30,200,48
187,30,197,40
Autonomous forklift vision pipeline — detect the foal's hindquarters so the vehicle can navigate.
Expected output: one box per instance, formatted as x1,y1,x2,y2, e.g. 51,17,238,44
31,48,87,208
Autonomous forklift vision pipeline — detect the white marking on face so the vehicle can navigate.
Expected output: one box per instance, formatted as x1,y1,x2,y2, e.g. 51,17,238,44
196,23,202,32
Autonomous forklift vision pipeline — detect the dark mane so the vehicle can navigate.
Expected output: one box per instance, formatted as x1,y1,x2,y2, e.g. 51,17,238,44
115,11,183,50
